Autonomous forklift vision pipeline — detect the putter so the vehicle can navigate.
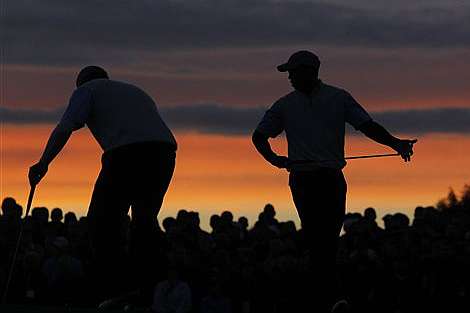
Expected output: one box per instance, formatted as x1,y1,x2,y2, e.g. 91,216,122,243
1,185,36,304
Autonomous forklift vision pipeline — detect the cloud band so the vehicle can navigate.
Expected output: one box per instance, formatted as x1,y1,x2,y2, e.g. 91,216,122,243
1,105,468,136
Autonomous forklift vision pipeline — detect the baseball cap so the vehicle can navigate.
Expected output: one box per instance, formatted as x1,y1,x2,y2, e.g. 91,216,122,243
277,50,320,72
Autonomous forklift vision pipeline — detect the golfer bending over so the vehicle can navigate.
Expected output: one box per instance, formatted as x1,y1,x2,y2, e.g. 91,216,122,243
29,66,177,302
252,51,417,312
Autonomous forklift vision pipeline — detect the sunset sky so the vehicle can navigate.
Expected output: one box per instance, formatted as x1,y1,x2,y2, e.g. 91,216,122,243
1,0,470,230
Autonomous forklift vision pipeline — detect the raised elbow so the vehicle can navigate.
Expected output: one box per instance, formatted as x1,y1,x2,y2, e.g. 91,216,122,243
252,130,264,144
252,130,270,149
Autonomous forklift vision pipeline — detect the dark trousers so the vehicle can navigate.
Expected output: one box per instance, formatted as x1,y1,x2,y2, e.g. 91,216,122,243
87,141,176,300
289,168,347,311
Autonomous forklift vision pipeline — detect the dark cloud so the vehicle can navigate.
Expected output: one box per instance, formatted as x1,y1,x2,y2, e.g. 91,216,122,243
371,107,470,135
0,107,64,124
161,104,265,135
2,105,469,136
5,0,470,67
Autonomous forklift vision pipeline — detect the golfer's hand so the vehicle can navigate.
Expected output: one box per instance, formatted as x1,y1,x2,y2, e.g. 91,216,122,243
393,139,417,162
29,161,48,186
268,155,290,169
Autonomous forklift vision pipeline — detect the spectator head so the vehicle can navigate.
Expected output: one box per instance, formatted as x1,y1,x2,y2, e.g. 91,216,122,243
221,211,233,223
210,214,221,232
15,203,23,218
176,209,189,226
414,206,425,220
51,208,64,222
392,213,410,229
343,213,362,233
238,216,249,230
188,211,200,229
32,207,49,224
263,203,276,220
64,212,78,226
2,197,20,218
364,207,377,221
279,221,296,237
162,216,177,233
257,211,267,224
382,214,393,230
78,216,88,225
76,65,108,87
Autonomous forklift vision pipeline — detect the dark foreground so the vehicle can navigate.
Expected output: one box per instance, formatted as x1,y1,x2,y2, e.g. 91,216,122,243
0,305,149,313
1,187,470,312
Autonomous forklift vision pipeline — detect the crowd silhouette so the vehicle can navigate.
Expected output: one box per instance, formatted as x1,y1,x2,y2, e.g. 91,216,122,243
1,185,470,313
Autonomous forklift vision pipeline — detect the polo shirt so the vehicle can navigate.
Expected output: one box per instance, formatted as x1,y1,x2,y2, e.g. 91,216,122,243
256,81,371,169
56,79,177,152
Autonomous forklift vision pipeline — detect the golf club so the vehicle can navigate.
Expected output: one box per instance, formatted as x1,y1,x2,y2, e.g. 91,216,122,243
2,185,36,304
287,152,400,171
344,152,400,160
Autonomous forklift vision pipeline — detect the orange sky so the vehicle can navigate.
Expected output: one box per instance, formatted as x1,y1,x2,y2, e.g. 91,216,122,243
3,1,470,236
2,124,469,230
2,47,470,231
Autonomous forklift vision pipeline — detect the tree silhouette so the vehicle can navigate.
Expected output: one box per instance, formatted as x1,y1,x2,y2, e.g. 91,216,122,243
437,184,470,211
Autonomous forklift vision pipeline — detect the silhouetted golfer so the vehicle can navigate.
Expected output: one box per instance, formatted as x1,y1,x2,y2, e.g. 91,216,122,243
252,51,417,312
29,66,177,302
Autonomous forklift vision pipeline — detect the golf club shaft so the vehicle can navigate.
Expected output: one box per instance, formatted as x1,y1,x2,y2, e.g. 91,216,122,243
287,152,400,170
2,185,36,304
345,153,400,160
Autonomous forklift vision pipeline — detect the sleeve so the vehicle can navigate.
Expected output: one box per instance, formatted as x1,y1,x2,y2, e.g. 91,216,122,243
343,91,372,130
56,87,93,132
255,99,284,138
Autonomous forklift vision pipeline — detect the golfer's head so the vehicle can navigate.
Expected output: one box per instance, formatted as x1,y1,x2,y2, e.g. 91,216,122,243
277,51,320,93
76,65,109,87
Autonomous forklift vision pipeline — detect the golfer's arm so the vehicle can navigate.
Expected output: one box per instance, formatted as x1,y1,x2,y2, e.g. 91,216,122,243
252,130,277,162
39,125,72,166
358,120,400,150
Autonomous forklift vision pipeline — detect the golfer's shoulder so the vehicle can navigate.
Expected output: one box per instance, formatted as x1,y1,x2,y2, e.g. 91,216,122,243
321,82,350,98
266,92,294,115
87,79,151,99
275,90,299,106
82,79,138,92
79,78,109,91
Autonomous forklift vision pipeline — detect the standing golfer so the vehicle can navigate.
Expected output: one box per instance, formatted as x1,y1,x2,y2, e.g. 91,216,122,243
29,66,177,301
252,51,417,312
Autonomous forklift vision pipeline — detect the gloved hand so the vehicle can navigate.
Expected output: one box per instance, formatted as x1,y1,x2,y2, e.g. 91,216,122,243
29,161,48,186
